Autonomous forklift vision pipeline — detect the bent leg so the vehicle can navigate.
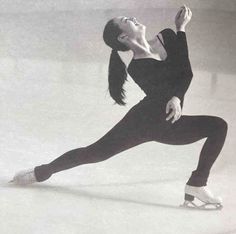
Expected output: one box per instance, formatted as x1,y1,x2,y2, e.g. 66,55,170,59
150,115,228,186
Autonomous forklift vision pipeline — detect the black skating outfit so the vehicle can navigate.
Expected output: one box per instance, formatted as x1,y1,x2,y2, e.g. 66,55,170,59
34,29,228,187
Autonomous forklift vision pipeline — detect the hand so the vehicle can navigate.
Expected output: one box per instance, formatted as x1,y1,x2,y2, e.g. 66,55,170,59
175,5,192,31
166,96,182,124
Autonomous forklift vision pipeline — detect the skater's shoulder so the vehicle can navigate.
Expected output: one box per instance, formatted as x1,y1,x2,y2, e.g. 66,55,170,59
158,28,177,45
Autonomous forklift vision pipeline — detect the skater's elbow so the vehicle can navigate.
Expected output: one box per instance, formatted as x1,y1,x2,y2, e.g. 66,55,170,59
188,70,193,80
183,68,193,80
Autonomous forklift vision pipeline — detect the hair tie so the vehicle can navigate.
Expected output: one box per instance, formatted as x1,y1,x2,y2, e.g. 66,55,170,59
112,49,118,54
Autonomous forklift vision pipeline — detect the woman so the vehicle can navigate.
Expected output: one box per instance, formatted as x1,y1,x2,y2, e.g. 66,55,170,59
11,5,228,209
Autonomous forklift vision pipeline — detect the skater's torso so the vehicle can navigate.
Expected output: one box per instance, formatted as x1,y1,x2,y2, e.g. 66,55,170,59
128,56,179,106
127,28,191,110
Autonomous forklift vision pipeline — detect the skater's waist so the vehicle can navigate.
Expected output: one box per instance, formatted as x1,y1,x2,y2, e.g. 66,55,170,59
139,95,170,105
138,94,184,108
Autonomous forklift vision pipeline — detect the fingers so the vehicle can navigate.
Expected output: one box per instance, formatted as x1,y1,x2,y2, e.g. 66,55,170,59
175,4,186,20
166,102,170,114
181,6,188,19
165,98,182,123
175,8,182,19
188,7,192,18
178,5,192,18
185,6,192,18
166,106,182,123
171,110,182,124
182,5,192,18
166,109,175,121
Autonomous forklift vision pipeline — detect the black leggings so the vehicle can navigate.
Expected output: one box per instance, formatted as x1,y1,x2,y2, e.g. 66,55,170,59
34,100,228,186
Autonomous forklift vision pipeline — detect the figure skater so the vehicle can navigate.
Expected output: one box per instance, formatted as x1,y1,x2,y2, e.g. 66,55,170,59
11,5,228,209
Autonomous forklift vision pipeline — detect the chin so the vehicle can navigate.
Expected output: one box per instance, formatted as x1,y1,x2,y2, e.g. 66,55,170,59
139,24,146,32
138,24,146,33
138,23,145,28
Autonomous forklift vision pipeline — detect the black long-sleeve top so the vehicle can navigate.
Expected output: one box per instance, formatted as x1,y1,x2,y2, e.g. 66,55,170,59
127,28,193,109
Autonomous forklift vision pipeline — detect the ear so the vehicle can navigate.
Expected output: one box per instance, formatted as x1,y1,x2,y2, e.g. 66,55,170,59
117,33,128,43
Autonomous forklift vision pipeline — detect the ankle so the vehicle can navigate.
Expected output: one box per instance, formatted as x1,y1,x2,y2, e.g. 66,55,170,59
34,164,52,182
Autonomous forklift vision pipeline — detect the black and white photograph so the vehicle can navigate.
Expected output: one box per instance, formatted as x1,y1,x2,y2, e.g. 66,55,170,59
1,1,235,233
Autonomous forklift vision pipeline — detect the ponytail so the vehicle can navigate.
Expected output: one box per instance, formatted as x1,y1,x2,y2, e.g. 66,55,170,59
108,50,127,106
103,18,130,106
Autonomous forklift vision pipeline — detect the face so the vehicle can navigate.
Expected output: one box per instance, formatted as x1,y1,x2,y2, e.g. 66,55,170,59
113,16,146,42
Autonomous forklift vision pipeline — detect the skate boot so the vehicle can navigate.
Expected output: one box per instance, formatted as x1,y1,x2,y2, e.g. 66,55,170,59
180,184,223,210
9,168,37,185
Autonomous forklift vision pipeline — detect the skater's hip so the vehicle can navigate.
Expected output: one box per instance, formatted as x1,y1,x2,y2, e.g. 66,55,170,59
127,96,167,124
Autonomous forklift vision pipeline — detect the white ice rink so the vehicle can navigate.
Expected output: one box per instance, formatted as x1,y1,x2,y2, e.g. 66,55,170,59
1,1,236,233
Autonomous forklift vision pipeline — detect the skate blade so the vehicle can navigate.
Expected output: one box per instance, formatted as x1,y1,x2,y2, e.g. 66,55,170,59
180,201,223,210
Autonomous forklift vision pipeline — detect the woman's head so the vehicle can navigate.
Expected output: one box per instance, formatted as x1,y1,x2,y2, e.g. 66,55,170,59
103,16,145,51
103,16,145,106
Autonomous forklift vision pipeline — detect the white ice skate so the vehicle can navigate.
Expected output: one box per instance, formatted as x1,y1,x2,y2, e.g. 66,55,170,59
180,185,223,210
9,168,37,185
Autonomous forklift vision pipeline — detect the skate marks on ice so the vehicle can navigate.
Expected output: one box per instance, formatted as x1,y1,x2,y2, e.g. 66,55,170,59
56,178,180,188
3,176,178,188
2,182,222,212
4,183,181,210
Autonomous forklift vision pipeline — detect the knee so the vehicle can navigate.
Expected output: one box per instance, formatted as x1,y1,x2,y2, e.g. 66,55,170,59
214,117,228,134
219,117,228,132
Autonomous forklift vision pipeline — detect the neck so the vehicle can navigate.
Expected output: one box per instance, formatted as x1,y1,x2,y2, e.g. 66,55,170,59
129,35,152,58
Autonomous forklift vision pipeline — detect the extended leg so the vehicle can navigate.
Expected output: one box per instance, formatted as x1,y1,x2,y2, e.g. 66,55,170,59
34,104,152,182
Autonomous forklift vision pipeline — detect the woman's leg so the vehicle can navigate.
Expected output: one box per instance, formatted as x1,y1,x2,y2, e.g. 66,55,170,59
33,98,228,186
150,115,228,186
34,104,152,182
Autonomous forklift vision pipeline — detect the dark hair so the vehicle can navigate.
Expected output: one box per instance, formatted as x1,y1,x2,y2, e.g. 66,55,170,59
103,18,130,106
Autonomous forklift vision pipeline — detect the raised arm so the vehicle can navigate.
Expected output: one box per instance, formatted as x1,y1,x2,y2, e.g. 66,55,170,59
170,5,193,101
174,5,192,63
175,30,189,61
165,5,193,123
172,30,193,101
